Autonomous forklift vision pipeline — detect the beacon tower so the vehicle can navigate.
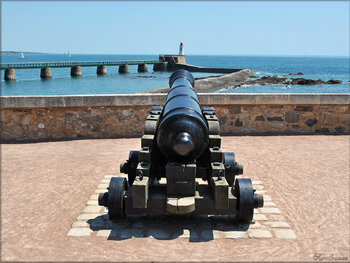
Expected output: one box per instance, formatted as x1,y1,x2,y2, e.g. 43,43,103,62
179,42,184,55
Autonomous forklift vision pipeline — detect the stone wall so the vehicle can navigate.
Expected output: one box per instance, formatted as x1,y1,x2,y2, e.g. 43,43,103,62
162,55,186,64
1,94,349,142
215,104,349,135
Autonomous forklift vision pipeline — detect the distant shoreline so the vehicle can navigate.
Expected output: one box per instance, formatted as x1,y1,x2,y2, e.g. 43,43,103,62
0,51,47,55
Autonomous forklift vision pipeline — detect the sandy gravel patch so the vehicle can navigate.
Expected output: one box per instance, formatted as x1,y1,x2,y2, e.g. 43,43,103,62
1,135,349,261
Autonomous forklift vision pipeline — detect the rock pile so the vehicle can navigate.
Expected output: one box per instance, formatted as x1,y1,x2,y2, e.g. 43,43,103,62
243,76,342,86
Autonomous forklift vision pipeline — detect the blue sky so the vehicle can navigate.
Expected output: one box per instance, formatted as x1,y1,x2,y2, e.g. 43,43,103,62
1,1,349,56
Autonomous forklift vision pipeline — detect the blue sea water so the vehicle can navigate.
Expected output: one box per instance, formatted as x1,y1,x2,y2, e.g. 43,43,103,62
0,54,349,96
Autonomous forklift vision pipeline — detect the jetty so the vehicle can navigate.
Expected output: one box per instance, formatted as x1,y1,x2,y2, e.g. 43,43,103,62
1,59,166,81
1,54,245,82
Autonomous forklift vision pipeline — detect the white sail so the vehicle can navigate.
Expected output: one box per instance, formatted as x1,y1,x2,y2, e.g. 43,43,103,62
19,52,25,59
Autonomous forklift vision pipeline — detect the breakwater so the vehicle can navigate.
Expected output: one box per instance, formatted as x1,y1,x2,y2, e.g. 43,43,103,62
1,60,163,81
1,55,250,82
1,94,349,142
169,63,242,73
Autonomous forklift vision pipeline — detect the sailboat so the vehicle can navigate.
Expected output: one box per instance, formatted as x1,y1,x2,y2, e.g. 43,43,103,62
67,50,71,58
19,52,25,59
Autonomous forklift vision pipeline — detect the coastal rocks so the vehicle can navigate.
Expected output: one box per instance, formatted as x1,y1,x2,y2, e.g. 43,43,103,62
243,76,343,86
290,78,324,85
326,79,342,84
243,76,287,85
145,71,342,94
288,72,304,75
134,76,155,79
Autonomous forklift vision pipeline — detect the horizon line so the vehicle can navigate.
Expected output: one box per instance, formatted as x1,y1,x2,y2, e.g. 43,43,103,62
1,51,349,58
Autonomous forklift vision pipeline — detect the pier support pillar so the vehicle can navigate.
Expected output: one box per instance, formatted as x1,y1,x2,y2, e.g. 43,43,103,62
4,69,16,82
118,65,129,74
71,66,82,77
138,64,148,73
153,62,168,72
40,67,52,79
97,65,107,75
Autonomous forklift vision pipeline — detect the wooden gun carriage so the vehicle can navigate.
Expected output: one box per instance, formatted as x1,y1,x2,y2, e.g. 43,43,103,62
98,70,263,223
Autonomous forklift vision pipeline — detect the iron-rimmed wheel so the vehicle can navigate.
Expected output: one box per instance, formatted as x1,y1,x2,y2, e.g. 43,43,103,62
127,151,139,186
224,152,236,186
234,178,254,223
108,177,127,220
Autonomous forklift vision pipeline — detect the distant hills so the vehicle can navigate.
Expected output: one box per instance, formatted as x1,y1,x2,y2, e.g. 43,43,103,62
0,51,47,55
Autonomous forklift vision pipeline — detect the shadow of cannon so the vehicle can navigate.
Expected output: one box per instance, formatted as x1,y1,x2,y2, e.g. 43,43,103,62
88,214,253,242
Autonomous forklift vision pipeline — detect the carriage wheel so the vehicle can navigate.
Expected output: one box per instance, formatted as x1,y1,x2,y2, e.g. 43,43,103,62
107,177,127,220
234,178,255,223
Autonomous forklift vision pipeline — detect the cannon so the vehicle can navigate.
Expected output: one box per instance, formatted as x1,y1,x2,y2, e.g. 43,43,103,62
98,69,264,223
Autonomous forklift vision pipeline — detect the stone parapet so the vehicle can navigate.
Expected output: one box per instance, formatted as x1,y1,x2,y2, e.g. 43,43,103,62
1,94,349,141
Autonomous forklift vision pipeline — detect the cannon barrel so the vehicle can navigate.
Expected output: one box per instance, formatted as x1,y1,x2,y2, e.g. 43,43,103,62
156,70,209,161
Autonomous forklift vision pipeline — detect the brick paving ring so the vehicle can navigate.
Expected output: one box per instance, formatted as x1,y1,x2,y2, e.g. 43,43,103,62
68,175,296,240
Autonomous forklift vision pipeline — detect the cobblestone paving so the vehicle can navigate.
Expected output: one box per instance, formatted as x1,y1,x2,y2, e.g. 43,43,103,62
68,175,296,240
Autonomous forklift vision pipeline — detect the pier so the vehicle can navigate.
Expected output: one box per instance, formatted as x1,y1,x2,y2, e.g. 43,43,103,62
1,55,244,81
1,59,165,81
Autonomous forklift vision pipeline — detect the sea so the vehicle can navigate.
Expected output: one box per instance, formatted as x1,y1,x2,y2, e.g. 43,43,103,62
1,54,349,96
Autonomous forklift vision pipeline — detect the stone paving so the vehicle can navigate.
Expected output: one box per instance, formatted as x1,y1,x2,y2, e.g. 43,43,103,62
68,175,296,240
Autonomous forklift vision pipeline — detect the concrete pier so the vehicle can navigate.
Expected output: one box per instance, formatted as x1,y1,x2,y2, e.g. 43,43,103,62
97,65,107,75
153,62,168,72
4,69,16,81
138,64,148,73
71,66,82,77
118,65,129,74
40,67,52,79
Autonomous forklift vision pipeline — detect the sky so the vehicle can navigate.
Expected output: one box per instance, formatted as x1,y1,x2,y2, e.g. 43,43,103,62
1,1,349,57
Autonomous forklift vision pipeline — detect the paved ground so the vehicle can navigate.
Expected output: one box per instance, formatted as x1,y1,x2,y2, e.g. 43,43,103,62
1,136,349,262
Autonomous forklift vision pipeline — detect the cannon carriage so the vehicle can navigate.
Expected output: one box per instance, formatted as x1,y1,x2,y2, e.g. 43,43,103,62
98,69,263,223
